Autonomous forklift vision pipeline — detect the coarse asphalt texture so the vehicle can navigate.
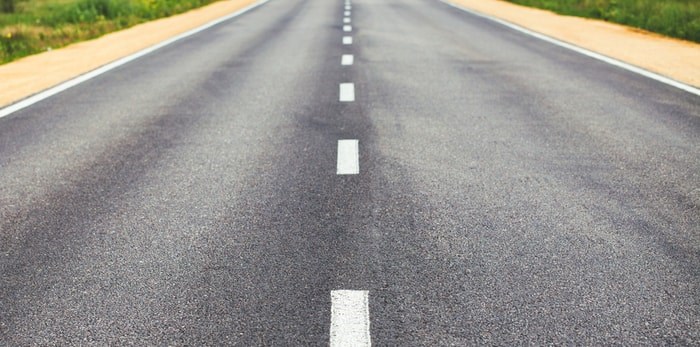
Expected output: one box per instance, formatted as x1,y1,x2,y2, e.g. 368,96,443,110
1,0,699,344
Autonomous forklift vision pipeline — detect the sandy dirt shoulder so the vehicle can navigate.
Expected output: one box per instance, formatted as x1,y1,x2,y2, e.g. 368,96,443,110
1,0,699,108
449,0,700,88
0,0,257,107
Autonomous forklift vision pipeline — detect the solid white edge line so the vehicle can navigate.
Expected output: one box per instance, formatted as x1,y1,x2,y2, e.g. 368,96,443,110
0,0,271,119
343,36,353,45
341,54,354,66
336,140,359,175
330,290,371,346
339,83,355,102
439,0,700,97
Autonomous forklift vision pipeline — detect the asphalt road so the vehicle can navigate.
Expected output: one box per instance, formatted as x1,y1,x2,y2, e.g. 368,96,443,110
1,0,699,344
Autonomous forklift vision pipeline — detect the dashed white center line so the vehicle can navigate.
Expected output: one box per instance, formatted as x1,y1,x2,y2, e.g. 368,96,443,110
344,10,351,16
341,54,354,66
343,36,353,45
344,17,351,23
343,25,352,32
330,290,370,346
345,5,351,10
339,83,355,102
336,140,359,175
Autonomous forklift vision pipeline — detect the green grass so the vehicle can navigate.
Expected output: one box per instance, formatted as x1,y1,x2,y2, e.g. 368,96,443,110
0,0,219,63
504,0,700,43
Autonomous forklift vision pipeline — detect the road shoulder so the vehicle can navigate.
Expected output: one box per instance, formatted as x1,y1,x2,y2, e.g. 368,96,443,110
447,0,700,88
0,0,258,107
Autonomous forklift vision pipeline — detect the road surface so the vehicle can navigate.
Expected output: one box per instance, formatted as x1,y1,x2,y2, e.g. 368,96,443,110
1,0,698,344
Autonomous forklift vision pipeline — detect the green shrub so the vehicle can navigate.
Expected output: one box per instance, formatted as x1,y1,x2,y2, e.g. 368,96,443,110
0,31,30,61
0,0,219,63
1,0,14,13
506,0,700,42
46,0,133,24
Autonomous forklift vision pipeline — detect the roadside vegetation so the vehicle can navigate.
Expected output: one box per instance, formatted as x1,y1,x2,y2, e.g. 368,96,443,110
0,0,218,64
505,0,700,43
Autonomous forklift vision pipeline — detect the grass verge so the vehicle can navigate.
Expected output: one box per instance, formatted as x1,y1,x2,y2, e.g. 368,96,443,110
504,0,700,43
0,0,219,64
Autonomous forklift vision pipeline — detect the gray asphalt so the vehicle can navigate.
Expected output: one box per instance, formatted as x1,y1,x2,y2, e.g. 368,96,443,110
1,0,699,344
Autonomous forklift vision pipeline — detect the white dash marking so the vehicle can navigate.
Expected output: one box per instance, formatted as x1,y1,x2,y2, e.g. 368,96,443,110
344,10,351,16
345,5,351,10
336,140,359,175
344,17,351,23
339,83,355,102
343,25,352,32
343,36,353,45
341,54,354,66
330,290,370,347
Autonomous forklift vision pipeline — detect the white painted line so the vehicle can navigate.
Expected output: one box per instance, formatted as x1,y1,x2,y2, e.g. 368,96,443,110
344,10,351,16
343,36,353,45
0,0,271,119
343,25,352,32
330,290,370,346
339,83,355,102
345,5,351,10
440,0,700,96
344,17,351,24
342,54,354,66
336,140,359,175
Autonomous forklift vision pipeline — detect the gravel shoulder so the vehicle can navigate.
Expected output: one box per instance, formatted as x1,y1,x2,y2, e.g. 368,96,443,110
0,0,257,107
448,0,700,88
